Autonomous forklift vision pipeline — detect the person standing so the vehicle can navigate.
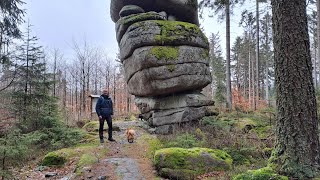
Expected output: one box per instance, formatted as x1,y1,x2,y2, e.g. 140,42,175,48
95,89,115,143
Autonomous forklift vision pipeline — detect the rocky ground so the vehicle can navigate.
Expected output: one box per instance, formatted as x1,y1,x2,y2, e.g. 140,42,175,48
14,120,162,180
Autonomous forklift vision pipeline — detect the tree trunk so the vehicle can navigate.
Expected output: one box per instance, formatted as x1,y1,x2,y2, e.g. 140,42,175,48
53,50,57,97
314,27,317,88
225,0,232,110
265,13,270,106
1,135,6,180
270,0,320,178
113,68,116,115
255,0,259,110
317,0,320,88
248,38,252,108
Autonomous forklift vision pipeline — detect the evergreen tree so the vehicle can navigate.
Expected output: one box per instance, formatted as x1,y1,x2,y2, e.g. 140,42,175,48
0,130,28,179
209,33,226,107
0,0,25,62
0,0,25,91
12,23,59,133
260,12,273,105
199,0,245,110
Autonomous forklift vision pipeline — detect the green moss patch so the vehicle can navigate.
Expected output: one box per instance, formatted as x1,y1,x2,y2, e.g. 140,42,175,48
252,126,272,139
77,154,97,168
150,46,179,61
140,134,163,159
233,167,288,180
152,20,208,45
200,116,237,130
41,152,66,166
154,147,232,178
224,148,251,165
41,143,107,171
236,118,257,130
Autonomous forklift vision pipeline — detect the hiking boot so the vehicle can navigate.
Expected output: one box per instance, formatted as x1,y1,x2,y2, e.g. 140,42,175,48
100,139,104,143
108,138,116,142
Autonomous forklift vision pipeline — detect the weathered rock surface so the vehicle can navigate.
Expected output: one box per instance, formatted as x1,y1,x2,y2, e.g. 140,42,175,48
123,46,209,80
151,106,212,126
127,63,211,96
116,12,166,43
110,0,216,134
154,147,232,179
119,20,208,60
135,92,214,113
119,5,145,18
104,158,143,180
110,0,199,25
135,92,216,133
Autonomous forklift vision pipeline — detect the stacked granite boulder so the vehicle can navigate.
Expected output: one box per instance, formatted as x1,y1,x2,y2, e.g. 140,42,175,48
110,0,215,134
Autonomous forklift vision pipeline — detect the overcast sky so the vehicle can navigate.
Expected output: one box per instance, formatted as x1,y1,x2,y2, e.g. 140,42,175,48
24,0,258,61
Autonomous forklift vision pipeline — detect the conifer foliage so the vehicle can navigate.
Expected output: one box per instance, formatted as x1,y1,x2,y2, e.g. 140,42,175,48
11,23,59,133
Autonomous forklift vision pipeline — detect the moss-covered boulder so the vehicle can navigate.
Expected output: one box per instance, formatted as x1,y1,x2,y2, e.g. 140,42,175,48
41,152,66,166
233,167,288,180
154,147,232,179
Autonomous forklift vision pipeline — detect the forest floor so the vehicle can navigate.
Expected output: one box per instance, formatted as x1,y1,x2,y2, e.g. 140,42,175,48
14,120,162,180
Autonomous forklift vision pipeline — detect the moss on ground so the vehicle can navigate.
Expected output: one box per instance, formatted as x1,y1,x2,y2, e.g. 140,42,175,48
154,147,232,176
232,167,288,180
253,126,272,139
41,142,107,173
41,152,66,166
224,148,251,166
140,134,163,159
75,149,108,175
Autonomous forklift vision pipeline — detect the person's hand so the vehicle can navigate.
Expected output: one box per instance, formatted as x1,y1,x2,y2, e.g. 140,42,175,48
99,116,102,119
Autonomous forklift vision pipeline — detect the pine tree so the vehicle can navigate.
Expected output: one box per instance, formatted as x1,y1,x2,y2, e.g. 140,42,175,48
12,23,59,133
199,0,245,110
260,12,273,105
0,130,28,179
209,33,226,107
0,0,25,62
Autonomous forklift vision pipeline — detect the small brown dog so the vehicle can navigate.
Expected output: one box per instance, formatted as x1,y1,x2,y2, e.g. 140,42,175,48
126,128,135,143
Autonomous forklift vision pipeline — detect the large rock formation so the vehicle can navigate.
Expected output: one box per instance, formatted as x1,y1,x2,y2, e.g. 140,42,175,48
110,0,215,134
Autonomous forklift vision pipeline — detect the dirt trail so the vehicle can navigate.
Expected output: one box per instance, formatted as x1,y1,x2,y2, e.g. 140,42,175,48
78,120,158,180
15,120,160,180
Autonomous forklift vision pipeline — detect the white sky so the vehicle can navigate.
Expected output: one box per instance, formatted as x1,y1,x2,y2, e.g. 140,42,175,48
24,0,261,61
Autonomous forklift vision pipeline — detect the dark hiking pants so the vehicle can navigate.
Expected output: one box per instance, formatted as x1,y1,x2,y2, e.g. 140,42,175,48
99,115,112,140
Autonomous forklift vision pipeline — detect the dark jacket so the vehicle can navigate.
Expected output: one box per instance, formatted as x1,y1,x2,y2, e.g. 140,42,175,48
95,95,113,117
